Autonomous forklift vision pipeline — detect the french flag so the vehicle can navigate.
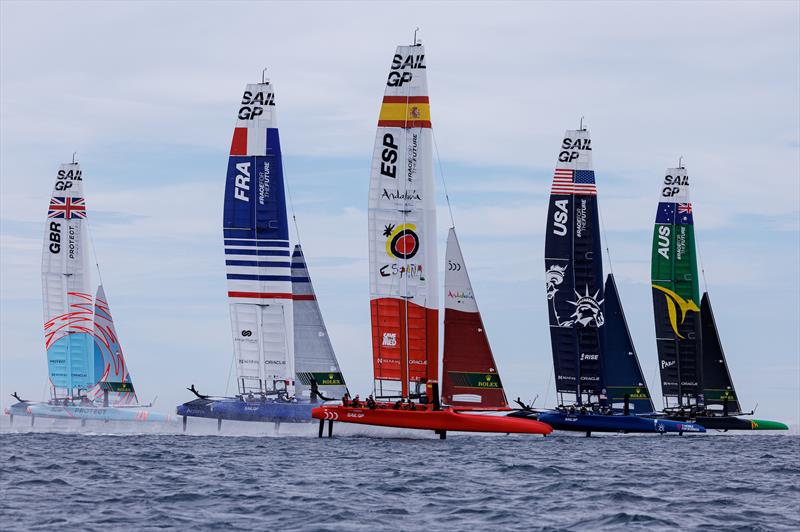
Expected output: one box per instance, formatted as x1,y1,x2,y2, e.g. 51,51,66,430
230,127,266,156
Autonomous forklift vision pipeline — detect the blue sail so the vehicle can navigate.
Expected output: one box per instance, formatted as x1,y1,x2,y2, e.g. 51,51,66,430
602,274,655,414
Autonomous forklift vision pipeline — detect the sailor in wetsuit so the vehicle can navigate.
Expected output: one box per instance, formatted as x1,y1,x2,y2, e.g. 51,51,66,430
309,376,334,403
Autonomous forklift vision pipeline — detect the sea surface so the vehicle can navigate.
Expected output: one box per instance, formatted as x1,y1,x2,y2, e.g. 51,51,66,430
1,421,798,531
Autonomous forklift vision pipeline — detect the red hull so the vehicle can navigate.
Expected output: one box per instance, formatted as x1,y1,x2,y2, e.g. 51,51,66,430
312,404,552,435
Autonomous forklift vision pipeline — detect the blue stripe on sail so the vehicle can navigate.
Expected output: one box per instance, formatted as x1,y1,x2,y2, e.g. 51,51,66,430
291,277,310,283
224,239,290,247
224,249,291,256
226,260,292,268
226,274,293,282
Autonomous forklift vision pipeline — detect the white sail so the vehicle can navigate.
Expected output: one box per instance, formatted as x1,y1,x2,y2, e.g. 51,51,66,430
291,245,348,401
368,45,438,398
42,162,96,397
224,81,294,396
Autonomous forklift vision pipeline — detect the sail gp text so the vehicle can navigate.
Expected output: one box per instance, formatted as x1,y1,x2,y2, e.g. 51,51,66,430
386,53,426,87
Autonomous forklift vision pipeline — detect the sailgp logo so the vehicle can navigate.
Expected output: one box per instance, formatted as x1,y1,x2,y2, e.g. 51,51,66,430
652,285,699,339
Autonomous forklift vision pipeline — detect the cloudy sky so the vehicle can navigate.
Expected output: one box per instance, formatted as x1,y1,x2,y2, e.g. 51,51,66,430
2,1,798,426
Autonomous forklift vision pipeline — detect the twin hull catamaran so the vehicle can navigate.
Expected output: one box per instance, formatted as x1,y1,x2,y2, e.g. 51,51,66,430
176,79,348,429
511,128,704,435
311,42,551,438
651,166,787,431
4,162,173,425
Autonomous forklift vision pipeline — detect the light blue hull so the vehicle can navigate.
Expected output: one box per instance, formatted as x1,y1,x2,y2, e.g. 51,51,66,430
5,403,176,423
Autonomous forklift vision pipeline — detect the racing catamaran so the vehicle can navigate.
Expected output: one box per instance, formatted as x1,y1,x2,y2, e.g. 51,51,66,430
651,163,787,430
312,39,551,438
512,127,703,435
176,76,348,429
4,161,173,425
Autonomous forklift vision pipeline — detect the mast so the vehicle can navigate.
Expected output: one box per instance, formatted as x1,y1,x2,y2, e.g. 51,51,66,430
368,43,438,399
543,127,605,406
42,161,95,399
224,78,295,397
442,228,507,408
291,245,348,401
650,165,702,409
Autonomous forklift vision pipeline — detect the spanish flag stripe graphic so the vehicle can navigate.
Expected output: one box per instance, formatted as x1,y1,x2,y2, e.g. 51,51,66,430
382,96,430,104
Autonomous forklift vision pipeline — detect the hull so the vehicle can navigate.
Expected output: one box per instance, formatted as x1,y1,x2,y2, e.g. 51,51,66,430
534,411,705,434
668,415,788,431
177,398,314,423
312,404,552,435
7,403,175,423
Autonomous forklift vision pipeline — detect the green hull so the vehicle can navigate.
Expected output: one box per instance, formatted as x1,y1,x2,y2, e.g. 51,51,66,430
749,419,789,431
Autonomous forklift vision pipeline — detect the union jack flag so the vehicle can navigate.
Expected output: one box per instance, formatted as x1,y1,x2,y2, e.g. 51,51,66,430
678,203,692,214
48,197,86,219
550,169,597,195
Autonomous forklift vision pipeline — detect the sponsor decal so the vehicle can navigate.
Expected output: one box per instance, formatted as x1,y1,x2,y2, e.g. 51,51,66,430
447,260,462,272
575,198,587,238
241,330,252,337
258,160,270,205
68,225,77,260
382,188,421,201
661,360,676,369
652,284,699,338
447,289,474,300
384,223,419,259
449,372,502,389
382,332,397,347
580,353,599,361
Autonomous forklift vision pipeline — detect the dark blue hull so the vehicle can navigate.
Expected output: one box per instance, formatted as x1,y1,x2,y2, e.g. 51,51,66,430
530,411,706,434
176,398,315,423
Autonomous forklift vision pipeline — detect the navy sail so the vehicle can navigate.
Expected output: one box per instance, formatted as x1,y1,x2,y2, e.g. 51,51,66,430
602,274,655,414
700,293,741,415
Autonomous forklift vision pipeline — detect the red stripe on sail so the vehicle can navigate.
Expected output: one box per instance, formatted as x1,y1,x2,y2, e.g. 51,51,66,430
230,128,247,155
382,96,430,104
377,119,432,128
228,291,293,300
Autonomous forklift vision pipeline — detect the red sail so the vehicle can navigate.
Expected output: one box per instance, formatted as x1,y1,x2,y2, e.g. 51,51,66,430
442,229,507,408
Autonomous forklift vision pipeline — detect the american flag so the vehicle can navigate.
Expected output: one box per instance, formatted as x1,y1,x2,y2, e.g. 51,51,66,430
678,203,692,214
550,169,597,195
48,197,86,219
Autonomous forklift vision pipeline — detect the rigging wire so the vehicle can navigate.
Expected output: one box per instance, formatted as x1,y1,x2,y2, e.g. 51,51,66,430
597,200,614,277
283,158,303,248
431,128,456,229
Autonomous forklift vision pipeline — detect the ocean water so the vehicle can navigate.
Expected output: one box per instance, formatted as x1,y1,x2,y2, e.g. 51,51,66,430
1,422,798,531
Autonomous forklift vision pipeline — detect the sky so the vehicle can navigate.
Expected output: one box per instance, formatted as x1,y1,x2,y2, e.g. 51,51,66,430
1,1,798,426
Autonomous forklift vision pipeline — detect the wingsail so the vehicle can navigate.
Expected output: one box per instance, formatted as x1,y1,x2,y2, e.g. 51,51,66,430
224,81,295,397
650,166,702,408
368,45,438,398
42,162,96,397
543,128,605,405
291,245,348,401
442,228,507,408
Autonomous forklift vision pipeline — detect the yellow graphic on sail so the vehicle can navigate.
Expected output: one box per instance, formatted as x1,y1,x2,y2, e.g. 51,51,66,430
652,284,699,339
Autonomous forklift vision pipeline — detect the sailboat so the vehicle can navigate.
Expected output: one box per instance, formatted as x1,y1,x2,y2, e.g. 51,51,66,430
311,39,551,438
519,126,704,435
651,163,787,430
176,76,348,429
4,161,173,425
